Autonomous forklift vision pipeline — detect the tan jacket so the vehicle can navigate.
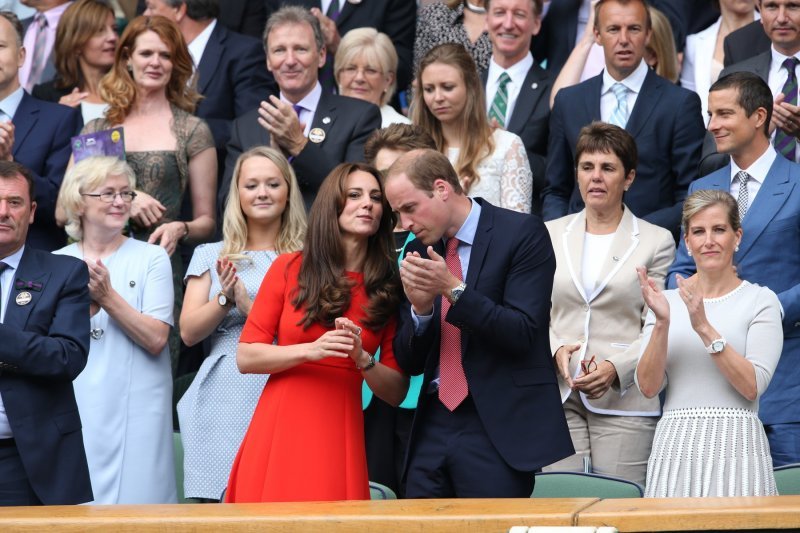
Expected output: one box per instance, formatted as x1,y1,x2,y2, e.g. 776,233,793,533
546,207,675,415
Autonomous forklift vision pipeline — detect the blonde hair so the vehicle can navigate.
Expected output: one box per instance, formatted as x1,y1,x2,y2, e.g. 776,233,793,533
681,189,741,236
335,27,398,106
100,16,200,124
221,147,307,261
412,44,494,193
58,156,136,241
647,6,680,83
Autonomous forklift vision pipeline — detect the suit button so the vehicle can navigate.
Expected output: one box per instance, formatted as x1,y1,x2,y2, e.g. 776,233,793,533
583,304,589,312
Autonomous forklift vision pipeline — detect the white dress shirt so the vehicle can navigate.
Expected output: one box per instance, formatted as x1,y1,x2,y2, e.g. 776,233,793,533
600,59,649,124
282,82,322,137
729,144,777,208
485,52,534,124
187,18,217,71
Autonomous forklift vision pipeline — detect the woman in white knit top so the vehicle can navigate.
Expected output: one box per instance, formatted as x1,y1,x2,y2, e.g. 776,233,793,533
637,189,781,497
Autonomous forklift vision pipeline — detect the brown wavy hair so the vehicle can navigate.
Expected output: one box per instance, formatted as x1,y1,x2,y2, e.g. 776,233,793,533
53,0,116,90
412,43,494,194
292,163,400,331
100,15,199,124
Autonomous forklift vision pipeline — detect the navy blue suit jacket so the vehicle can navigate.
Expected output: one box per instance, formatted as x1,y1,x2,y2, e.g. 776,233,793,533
543,68,705,236
668,156,800,425
195,23,277,155
220,91,381,210
12,92,82,251
394,200,573,474
0,247,92,504
482,63,552,214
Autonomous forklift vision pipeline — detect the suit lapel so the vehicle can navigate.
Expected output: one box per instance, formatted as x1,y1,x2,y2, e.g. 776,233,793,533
336,0,357,26
626,69,662,138
464,200,493,289
589,208,639,302
561,211,588,302
196,24,224,94
583,74,603,121
2,249,50,330
310,91,338,143
506,65,548,134
738,156,796,260
11,93,37,159
753,51,771,81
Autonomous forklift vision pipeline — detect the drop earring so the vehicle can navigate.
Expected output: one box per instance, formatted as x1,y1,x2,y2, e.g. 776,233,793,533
687,249,692,257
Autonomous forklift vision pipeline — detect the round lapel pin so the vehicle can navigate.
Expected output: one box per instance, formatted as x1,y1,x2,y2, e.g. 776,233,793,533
16,291,32,305
309,128,326,143
322,116,331,124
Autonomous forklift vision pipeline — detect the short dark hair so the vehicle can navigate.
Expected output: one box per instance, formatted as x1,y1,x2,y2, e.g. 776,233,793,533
575,121,638,177
594,0,652,31
164,0,219,21
385,148,463,196
364,124,436,167
709,71,773,136
0,10,23,47
0,160,35,201
484,0,543,15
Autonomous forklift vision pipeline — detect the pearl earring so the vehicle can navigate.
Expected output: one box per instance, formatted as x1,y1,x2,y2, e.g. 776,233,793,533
735,244,740,252
687,249,692,257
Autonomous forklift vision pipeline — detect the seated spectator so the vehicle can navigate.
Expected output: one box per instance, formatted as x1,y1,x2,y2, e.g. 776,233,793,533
32,0,117,124
335,27,409,128
638,189,781,497
55,156,176,504
177,147,306,502
220,6,380,211
681,0,758,124
413,44,533,213
544,122,674,486
0,11,82,251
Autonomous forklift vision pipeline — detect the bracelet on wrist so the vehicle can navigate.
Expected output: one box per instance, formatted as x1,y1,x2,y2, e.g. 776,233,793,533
180,221,190,243
356,352,376,371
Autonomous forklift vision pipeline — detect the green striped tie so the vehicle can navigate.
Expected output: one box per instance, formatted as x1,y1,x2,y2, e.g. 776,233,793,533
489,72,511,128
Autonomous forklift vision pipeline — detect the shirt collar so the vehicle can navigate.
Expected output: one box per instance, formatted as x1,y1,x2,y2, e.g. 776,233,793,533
281,82,322,115
0,86,25,120
769,46,800,76
187,18,217,67
40,2,71,23
730,144,776,185
487,51,533,85
601,59,649,95
452,198,482,247
1,244,24,271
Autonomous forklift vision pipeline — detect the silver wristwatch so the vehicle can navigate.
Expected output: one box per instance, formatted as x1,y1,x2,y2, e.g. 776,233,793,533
706,338,726,354
448,282,467,304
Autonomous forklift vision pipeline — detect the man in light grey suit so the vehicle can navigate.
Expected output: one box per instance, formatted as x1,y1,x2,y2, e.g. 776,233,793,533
669,71,800,466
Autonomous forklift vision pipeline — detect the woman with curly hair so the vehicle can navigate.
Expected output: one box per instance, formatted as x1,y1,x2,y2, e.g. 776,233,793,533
225,163,409,502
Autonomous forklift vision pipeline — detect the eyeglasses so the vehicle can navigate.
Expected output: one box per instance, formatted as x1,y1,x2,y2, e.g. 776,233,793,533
340,65,383,78
82,191,137,203
580,355,597,375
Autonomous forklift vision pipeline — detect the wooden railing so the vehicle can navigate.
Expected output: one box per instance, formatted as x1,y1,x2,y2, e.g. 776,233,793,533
0,496,799,532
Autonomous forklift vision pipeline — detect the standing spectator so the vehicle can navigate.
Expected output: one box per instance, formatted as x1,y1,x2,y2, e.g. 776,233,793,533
543,0,705,237
414,44,533,213
0,10,81,251
177,147,306,502
334,28,409,128
0,161,92,505
639,189,780,497
225,163,407,502
32,0,117,124
483,0,550,214
669,72,800,467
55,156,176,504
220,6,380,211
18,0,71,91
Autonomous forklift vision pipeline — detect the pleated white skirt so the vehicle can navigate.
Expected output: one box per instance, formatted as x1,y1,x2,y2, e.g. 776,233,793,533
645,407,777,497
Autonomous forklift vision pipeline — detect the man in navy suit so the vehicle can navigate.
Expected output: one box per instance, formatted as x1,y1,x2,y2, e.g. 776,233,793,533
542,0,705,237
384,149,573,498
0,160,91,505
143,0,276,164
219,6,380,211
483,0,550,215
669,72,800,466
0,11,80,251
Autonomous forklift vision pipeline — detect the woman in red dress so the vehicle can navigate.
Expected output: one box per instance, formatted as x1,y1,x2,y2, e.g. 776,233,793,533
225,163,409,502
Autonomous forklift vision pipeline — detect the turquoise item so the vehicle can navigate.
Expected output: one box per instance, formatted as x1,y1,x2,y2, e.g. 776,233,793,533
362,232,424,410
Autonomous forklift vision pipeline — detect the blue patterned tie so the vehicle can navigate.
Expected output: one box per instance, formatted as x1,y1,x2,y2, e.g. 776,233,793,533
775,57,800,160
608,83,629,128
488,72,511,128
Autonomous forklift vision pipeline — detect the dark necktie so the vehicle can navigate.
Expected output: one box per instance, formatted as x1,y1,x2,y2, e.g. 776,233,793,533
319,1,342,93
775,57,800,160
438,238,467,411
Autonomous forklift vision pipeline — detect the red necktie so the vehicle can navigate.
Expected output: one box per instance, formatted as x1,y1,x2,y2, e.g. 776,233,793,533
438,238,468,411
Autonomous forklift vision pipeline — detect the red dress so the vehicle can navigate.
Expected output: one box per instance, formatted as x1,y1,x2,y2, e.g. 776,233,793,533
225,252,399,502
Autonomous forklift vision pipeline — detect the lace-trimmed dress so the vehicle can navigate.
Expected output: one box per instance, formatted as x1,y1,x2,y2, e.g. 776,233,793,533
637,281,782,497
446,129,533,213
177,242,277,500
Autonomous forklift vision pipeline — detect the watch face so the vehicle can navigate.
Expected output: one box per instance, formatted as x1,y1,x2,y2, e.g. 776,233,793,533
712,340,725,353
218,293,228,306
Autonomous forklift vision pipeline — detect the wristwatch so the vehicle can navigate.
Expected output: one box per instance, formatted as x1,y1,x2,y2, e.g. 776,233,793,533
357,352,376,371
706,338,727,354
217,291,233,308
448,282,467,304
